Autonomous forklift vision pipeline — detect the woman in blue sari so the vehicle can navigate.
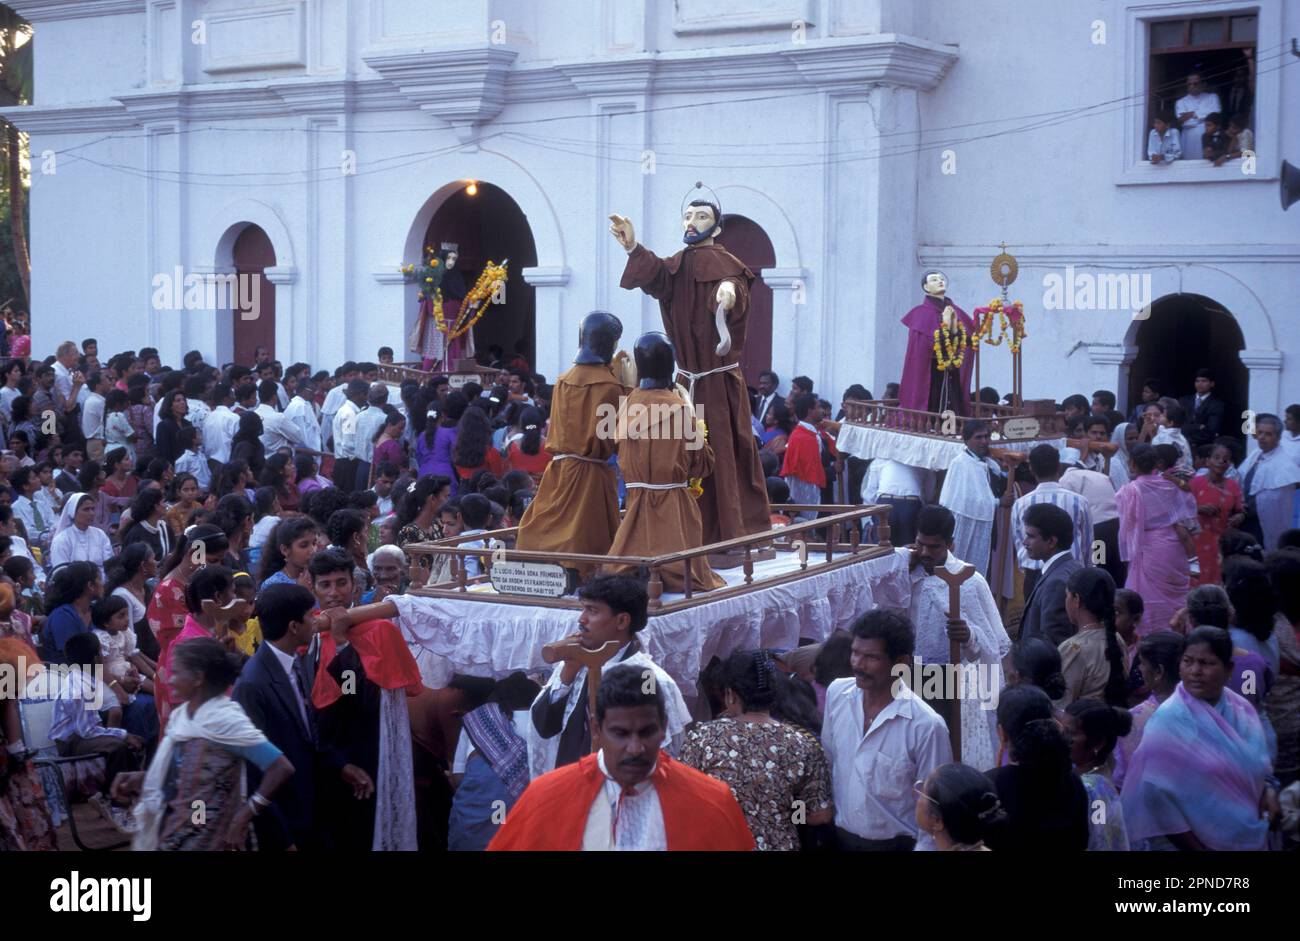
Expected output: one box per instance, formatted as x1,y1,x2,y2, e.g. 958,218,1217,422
1121,626,1279,850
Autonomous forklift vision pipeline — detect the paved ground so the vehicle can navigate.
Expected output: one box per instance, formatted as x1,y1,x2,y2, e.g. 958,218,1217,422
54,802,130,852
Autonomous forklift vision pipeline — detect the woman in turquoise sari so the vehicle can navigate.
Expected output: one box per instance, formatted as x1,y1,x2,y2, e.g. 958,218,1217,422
1120,626,1279,850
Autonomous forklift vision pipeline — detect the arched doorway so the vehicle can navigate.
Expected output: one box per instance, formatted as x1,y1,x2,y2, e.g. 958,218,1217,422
1128,293,1247,443
231,225,276,365
421,182,538,370
716,214,774,387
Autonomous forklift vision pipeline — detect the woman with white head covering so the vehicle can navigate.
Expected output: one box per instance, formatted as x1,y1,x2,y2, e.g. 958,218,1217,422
1109,422,1138,492
48,492,114,577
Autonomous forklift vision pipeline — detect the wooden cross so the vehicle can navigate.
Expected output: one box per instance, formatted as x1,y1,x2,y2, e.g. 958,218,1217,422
541,638,623,753
932,563,976,764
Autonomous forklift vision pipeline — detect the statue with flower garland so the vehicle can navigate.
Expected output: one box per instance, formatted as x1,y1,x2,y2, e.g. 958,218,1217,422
405,243,467,369
405,244,509,370
897,270,977,416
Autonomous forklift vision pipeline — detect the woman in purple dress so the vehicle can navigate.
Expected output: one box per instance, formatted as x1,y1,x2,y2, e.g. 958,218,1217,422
1116,444,1193,637
415,390,466,494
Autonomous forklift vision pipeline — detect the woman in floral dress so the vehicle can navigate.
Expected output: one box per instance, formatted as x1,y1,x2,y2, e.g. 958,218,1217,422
680,650,833,850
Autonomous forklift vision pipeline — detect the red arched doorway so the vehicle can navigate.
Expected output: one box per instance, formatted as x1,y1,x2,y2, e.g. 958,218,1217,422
1128,293,1247,444
716,214,774,387
231,225,276,365
422,182,538,370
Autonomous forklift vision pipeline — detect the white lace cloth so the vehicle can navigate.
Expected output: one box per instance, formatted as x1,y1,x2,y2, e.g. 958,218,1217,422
389,550,912,712
836,424,1066,473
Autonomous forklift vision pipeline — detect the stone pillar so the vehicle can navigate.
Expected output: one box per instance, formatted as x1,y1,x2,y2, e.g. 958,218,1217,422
523,266,572,381
761,267,809,394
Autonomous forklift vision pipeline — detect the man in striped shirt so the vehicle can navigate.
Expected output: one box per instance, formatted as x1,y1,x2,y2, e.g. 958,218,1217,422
1011,444,1093,596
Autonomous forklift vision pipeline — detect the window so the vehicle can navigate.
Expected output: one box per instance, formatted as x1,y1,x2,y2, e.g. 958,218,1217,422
1144,13,1256,164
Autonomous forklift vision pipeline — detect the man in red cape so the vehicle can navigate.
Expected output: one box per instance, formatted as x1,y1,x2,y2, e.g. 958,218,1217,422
489,664,753,851
898,270,976,417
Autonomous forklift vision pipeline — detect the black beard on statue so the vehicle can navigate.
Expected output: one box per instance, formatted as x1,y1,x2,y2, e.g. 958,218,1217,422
682,223,718,246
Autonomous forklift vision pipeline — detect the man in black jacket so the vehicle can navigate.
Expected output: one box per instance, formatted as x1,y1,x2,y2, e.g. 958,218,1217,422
1179,368,1226,450
233,582,373,850
1018,504,1082,648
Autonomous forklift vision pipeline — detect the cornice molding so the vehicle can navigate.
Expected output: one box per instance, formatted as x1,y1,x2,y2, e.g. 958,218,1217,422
8,0,144,21
2,34,959,134
918,244,1300,267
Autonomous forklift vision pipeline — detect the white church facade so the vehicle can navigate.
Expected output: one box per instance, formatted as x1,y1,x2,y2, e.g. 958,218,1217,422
6,0,1298,423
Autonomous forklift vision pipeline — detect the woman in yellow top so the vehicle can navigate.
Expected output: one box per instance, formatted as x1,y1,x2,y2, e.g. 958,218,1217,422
228,573,264,657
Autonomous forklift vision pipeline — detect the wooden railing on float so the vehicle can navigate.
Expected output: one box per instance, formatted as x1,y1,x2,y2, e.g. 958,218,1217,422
401,503,895,615
838,397,1068,440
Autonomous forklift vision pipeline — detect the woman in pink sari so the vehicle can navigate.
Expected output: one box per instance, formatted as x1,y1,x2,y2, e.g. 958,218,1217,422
1116,445,1192,637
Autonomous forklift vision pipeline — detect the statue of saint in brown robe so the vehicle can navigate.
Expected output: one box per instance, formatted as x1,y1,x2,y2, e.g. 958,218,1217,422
620,244,771,544
604,387,726,592
515,363,628,568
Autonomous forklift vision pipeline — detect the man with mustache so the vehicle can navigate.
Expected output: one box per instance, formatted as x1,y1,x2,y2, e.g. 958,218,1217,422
489,664,754,851
821,609,951,851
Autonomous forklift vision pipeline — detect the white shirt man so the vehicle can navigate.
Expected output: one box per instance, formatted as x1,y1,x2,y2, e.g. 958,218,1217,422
863,459,934,503
255,401,306,455
203,404,240,463
821,675,950,849
321,382,350,448
1012,481,1093,572
1175,75,1222,160
80,388,106,447
354,401,389,466
332,397,362,461
1239,419,1300,550
1059,465,1119,527
284,391,322,454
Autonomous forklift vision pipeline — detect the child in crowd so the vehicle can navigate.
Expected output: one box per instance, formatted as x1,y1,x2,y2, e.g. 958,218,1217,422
1146,111,1181,164
174,426,211,492
230,572,263,657
1201,112,1231,163
1153,444,1201,579
1227,112,1254,159
91,593,156,697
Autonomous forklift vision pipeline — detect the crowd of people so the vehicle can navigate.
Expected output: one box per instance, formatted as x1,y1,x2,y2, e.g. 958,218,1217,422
0,331,1297,853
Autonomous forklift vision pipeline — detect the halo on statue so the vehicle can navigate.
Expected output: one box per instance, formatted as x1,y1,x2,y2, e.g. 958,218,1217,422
989,245,1018,287
440,241,460,254
680,180,723,216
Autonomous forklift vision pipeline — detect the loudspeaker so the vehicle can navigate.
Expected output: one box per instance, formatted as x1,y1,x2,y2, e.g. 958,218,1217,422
1282,160,1300,211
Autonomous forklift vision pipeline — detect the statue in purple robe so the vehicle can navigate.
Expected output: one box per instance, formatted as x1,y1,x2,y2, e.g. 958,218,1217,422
898,270,976,416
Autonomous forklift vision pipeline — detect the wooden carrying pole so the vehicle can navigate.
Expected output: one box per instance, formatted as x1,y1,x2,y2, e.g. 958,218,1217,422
540,639,623,753
932,563,975,763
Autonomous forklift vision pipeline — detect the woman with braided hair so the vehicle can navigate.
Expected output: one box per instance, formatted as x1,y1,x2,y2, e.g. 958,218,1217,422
679,649,833,850
914,762,1006,851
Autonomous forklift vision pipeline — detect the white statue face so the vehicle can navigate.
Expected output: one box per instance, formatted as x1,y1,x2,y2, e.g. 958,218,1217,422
923,272,947,296
682,206,718,240
445,252,458,269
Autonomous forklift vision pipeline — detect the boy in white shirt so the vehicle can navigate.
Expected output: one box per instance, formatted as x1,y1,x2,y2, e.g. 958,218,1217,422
174,426,212,492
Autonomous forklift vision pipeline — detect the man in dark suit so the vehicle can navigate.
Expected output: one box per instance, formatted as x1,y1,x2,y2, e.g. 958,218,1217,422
1179,368,1226,450
1018,503,1082,648
749,370,780,435
233,582,373,851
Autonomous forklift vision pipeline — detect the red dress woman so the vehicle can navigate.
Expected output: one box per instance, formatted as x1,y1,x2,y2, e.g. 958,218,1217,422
1188,443,1245,586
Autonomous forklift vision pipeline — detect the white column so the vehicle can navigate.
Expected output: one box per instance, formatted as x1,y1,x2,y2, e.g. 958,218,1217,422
264,265,300,365
1241,348,1283,421
1087,342,1139,412
523,266,572,381
186,265,235,365
371,268,412,361
761,267,808,394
